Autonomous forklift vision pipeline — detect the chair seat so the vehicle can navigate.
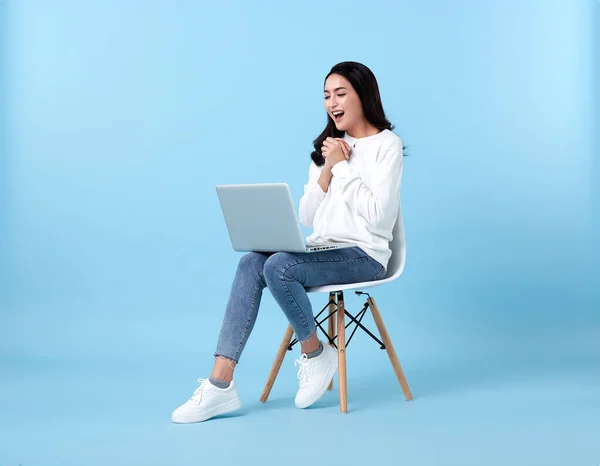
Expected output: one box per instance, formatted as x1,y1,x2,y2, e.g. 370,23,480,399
306,275,394,294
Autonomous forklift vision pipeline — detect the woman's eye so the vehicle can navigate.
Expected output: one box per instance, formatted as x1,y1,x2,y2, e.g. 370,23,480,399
337,94,346,97
324,96,330,100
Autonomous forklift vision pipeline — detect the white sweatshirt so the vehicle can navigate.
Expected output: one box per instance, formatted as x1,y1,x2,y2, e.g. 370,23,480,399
299,129,403,270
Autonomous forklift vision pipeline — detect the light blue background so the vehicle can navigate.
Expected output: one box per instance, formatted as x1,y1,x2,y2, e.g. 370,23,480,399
1,1,598,465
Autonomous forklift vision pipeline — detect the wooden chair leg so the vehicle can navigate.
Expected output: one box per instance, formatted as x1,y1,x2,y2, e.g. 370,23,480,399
260,325,294,403
337,291,348,413
367,297,413,401
327,292,337,391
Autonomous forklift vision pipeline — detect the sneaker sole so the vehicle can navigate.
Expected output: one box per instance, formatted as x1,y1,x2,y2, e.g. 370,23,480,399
172,397,242,423
295,348,338,409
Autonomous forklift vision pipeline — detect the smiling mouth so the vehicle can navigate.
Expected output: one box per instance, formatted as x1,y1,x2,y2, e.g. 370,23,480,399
332,111,345,121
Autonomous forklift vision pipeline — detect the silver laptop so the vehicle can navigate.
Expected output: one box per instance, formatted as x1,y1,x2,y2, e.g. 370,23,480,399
216,183,355,253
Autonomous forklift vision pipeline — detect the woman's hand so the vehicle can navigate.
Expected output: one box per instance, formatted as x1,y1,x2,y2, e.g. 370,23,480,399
322,137,351,168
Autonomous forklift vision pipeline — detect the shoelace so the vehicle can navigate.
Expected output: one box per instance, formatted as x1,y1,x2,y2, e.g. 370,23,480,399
191,378,212,404
294,354,313,387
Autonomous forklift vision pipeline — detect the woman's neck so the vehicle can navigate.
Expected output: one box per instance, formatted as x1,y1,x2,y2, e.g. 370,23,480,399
346,121,381,139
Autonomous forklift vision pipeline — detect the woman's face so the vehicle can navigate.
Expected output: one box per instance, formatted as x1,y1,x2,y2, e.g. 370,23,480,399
323,73,364,132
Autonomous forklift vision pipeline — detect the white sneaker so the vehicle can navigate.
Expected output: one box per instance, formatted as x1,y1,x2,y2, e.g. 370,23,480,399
172,378,242,423
294,342,338,409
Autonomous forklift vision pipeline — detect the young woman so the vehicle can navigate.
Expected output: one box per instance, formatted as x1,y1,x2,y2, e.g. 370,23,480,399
172,61,404,423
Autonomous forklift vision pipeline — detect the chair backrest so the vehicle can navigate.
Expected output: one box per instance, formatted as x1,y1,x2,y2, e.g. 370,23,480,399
384,206,406,280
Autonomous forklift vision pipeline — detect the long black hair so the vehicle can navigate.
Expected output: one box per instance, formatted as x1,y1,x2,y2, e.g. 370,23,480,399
311,61,401,166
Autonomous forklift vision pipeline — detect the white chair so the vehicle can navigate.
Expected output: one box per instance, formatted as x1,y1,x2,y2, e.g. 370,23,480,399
260,208,413,413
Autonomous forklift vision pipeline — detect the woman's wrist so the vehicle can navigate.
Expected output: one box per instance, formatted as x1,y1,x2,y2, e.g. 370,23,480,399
318,169,332,192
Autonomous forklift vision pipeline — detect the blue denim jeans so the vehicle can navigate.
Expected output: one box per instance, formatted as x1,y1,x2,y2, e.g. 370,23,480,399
214,246,386,363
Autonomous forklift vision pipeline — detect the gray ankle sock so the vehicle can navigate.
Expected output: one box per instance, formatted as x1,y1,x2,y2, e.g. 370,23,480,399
306,341,324,359
209,377,231,389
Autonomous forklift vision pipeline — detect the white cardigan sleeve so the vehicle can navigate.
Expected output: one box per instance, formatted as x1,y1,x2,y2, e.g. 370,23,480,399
330,140,402,233
299,161,327,228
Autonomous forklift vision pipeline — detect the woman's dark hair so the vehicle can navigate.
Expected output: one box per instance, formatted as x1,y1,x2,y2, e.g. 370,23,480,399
311,61,402,166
